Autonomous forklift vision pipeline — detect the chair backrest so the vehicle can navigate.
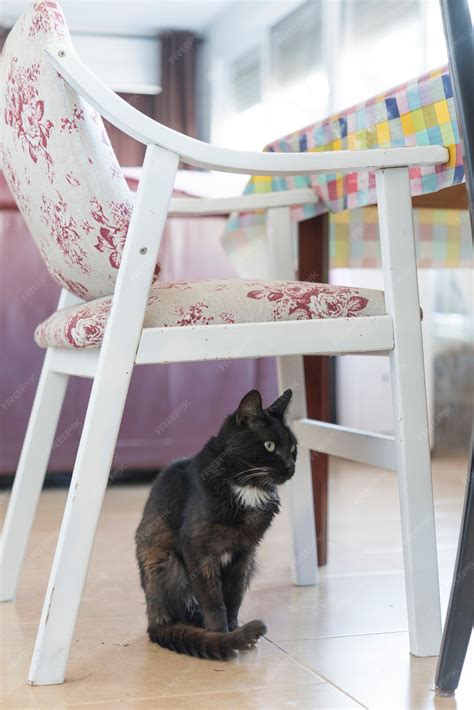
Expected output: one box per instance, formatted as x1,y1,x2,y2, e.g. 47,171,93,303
0,1,159,300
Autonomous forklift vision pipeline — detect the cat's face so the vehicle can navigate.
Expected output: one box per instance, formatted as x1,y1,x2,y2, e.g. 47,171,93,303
227,389,297,487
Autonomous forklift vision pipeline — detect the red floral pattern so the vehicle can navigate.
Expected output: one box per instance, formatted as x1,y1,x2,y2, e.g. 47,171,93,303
65,172,80,186
34,279,385,349
0,2,162,300
40,192,90,274
247,283,368,319
311,290,369,318
219,312,236,324
28,1,66,38
65,303,109,348
4,58,54,181
89,198,133,269
175,302,214,327
60,104,84,133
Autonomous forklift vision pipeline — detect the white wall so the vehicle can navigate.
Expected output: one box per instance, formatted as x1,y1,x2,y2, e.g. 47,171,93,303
72,33,160,94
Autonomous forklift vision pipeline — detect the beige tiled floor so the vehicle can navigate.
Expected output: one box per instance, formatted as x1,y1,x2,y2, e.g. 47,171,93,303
1,455,473,709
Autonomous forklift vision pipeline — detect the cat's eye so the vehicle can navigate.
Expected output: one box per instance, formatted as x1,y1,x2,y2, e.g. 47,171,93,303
291,444,296,453
264,441,275,452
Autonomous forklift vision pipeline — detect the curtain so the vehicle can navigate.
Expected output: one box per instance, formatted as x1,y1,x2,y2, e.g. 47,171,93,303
104,31,201,167
155,31,201,139
103,93,155,167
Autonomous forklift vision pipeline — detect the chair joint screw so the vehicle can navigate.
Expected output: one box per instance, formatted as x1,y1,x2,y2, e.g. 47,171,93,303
139,247,147,255
58,50,66,58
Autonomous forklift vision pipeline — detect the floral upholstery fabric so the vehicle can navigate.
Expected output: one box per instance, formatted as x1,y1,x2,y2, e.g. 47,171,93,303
0,1,160,300
34,279,386,349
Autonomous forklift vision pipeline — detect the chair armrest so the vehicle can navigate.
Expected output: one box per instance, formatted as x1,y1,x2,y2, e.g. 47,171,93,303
168,188,319,216
45,43,449,176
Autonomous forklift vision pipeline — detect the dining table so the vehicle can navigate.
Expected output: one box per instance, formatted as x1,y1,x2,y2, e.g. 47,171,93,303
223,64,471,566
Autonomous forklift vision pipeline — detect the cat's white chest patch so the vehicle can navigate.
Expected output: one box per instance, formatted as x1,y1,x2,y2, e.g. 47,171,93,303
220,552,233,567
232,485,275,510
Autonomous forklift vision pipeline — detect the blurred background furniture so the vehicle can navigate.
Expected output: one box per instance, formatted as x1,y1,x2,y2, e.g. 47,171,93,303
435,0,473,696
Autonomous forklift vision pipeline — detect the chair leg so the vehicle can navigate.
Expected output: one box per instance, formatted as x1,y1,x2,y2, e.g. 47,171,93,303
265,208,318,585
390,347,442,656
27,144,179,686
277,355,318,586
27,363,132,686
0,350,69,602
377,167,442,656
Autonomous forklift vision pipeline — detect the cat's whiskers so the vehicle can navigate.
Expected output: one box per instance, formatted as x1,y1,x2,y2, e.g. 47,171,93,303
236,467,271,479
241,460,269,469
235,466,270,475
237,471,273,486
240,469,270,478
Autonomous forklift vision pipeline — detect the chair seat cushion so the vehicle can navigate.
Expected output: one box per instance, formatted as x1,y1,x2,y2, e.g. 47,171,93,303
34,279,386,349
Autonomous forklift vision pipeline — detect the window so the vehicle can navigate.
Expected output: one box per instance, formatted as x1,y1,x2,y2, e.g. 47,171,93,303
270,1,323,86
229,49,262,113
210,0,448,150
336,0,424,109
343,0,419,39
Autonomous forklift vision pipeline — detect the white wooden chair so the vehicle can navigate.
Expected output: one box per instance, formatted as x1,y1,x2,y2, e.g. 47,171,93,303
0,2,446,686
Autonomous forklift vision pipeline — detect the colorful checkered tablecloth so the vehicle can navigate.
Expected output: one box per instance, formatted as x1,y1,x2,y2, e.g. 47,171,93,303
224,65,471,268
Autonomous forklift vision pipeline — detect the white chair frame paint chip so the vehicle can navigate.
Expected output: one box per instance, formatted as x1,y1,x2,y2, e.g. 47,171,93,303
0,41,448,686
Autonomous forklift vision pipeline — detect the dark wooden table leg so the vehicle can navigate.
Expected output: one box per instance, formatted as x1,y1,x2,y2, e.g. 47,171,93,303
435,427,474,696
298,213,330,566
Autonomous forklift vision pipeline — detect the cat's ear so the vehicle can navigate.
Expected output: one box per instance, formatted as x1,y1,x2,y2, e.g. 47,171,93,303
267,389,293,419
236,389,263,425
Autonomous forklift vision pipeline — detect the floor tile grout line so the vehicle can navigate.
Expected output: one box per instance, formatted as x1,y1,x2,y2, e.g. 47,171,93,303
266,637,368,709
271,628,409,643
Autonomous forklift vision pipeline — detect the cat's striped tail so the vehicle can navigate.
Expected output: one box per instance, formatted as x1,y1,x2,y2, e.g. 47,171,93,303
147,619,267,660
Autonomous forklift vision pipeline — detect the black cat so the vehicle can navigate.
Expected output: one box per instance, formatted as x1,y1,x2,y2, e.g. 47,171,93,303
135,388,297,660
